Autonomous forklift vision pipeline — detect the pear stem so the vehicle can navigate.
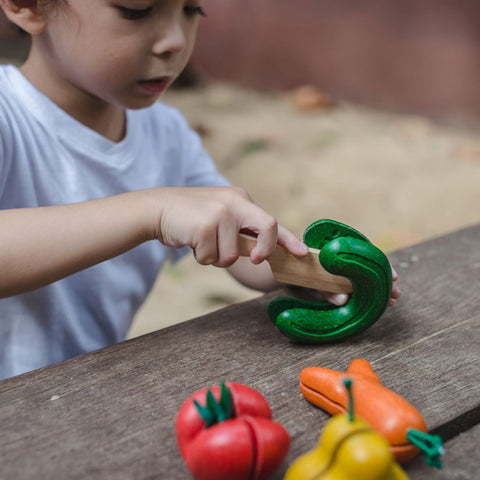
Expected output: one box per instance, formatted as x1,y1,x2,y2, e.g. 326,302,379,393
344,378,354,422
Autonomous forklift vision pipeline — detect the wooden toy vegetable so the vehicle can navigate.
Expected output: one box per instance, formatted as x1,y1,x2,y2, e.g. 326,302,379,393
267,219,392,343
284,379,409,480
176,382,290,480
299,359,444,466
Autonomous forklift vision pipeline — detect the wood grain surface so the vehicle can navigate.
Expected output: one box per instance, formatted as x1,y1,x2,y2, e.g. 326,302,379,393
0,224,479,479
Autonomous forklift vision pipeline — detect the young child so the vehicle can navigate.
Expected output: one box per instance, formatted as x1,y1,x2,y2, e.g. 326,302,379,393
0,0,400,380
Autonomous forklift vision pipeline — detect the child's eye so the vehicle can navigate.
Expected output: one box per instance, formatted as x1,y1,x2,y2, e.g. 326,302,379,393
117,6,153,20
184,5,206,18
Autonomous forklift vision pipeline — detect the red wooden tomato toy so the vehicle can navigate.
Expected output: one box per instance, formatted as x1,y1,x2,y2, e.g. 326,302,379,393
176,382,290,480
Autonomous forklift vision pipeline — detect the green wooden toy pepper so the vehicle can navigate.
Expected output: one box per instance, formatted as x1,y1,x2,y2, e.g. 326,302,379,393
268,219,393,342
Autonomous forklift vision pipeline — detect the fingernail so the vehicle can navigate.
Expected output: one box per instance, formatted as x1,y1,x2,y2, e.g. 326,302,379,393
330,294,348,306
299,241,309,254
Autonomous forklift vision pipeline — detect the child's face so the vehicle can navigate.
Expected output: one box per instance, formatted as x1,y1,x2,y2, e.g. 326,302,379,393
37,0,204,110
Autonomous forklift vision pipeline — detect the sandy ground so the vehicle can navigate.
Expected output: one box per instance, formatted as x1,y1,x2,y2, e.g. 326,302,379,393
128,82,480,338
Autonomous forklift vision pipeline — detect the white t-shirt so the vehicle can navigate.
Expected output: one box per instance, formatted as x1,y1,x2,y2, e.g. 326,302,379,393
0,65,230,379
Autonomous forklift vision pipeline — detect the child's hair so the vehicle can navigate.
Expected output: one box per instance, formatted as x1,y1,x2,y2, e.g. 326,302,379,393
11,1,63,7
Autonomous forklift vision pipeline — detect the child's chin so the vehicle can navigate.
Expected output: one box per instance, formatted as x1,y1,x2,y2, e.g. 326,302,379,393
126,95,164,110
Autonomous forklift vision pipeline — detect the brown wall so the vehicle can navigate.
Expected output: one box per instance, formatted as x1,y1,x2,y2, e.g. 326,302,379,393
2,2,480,118
191,0,480,118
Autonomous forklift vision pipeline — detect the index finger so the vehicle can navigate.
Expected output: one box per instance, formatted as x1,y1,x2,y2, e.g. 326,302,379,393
276,224,309,257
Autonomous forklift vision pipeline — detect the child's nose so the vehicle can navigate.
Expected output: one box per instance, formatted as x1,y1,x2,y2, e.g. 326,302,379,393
152,21,186,58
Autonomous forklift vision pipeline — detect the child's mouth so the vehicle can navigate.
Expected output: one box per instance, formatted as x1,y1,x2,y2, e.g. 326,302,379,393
138,77,171,94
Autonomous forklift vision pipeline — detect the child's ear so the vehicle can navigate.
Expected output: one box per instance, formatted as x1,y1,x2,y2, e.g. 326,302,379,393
0,1,47,35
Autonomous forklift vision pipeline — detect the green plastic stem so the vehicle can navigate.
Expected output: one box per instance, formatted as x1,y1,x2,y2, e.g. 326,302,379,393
344,378,354,423
193,382,234,427
406,428,444,469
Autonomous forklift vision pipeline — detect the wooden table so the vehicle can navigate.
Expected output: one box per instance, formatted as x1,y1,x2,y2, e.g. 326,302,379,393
1,225,479,479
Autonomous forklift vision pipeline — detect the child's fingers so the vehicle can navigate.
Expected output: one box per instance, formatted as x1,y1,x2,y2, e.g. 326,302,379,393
214,220,242,268
248,218,278,264
391,264,399,281
191,225,219,265
324,292,349,306
390,262,402,301
276,224,309,256
391,282,402,299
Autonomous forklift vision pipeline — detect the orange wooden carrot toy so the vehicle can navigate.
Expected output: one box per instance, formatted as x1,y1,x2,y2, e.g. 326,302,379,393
299,359,444,466
285,379,409,480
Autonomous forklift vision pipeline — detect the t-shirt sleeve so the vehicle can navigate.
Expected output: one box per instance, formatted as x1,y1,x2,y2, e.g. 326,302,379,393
182,130,230,187
0,110,12,197
167,106,231,188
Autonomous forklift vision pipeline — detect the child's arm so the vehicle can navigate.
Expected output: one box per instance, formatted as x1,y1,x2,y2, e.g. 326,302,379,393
0,186,307,298
0,185,400,304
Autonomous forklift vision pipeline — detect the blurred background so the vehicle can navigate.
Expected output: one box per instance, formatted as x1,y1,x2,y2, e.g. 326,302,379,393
1,0,479,337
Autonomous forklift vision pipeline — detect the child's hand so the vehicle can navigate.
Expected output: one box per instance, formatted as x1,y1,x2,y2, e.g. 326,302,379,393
152,186,402,304
154,186,308,267
388,266,402,306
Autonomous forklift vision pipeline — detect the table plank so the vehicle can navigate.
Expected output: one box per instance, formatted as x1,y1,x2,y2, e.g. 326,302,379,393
0,224,479,479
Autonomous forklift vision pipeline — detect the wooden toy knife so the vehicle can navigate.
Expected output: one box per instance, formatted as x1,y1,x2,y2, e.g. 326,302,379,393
238,233,352,294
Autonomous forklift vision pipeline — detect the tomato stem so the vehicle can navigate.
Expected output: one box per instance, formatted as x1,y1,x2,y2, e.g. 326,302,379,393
193,382,234,427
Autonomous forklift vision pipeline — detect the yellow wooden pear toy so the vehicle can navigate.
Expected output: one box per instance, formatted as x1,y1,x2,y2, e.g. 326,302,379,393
284,379,409,480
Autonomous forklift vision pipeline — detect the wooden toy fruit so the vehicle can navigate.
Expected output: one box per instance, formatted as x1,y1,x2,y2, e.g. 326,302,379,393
268,219,392,343
176,382,290,480
284,379,409,480
299,359,444,466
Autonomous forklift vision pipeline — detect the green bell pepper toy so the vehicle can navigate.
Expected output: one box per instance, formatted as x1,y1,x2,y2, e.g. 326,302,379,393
268,219,392,342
